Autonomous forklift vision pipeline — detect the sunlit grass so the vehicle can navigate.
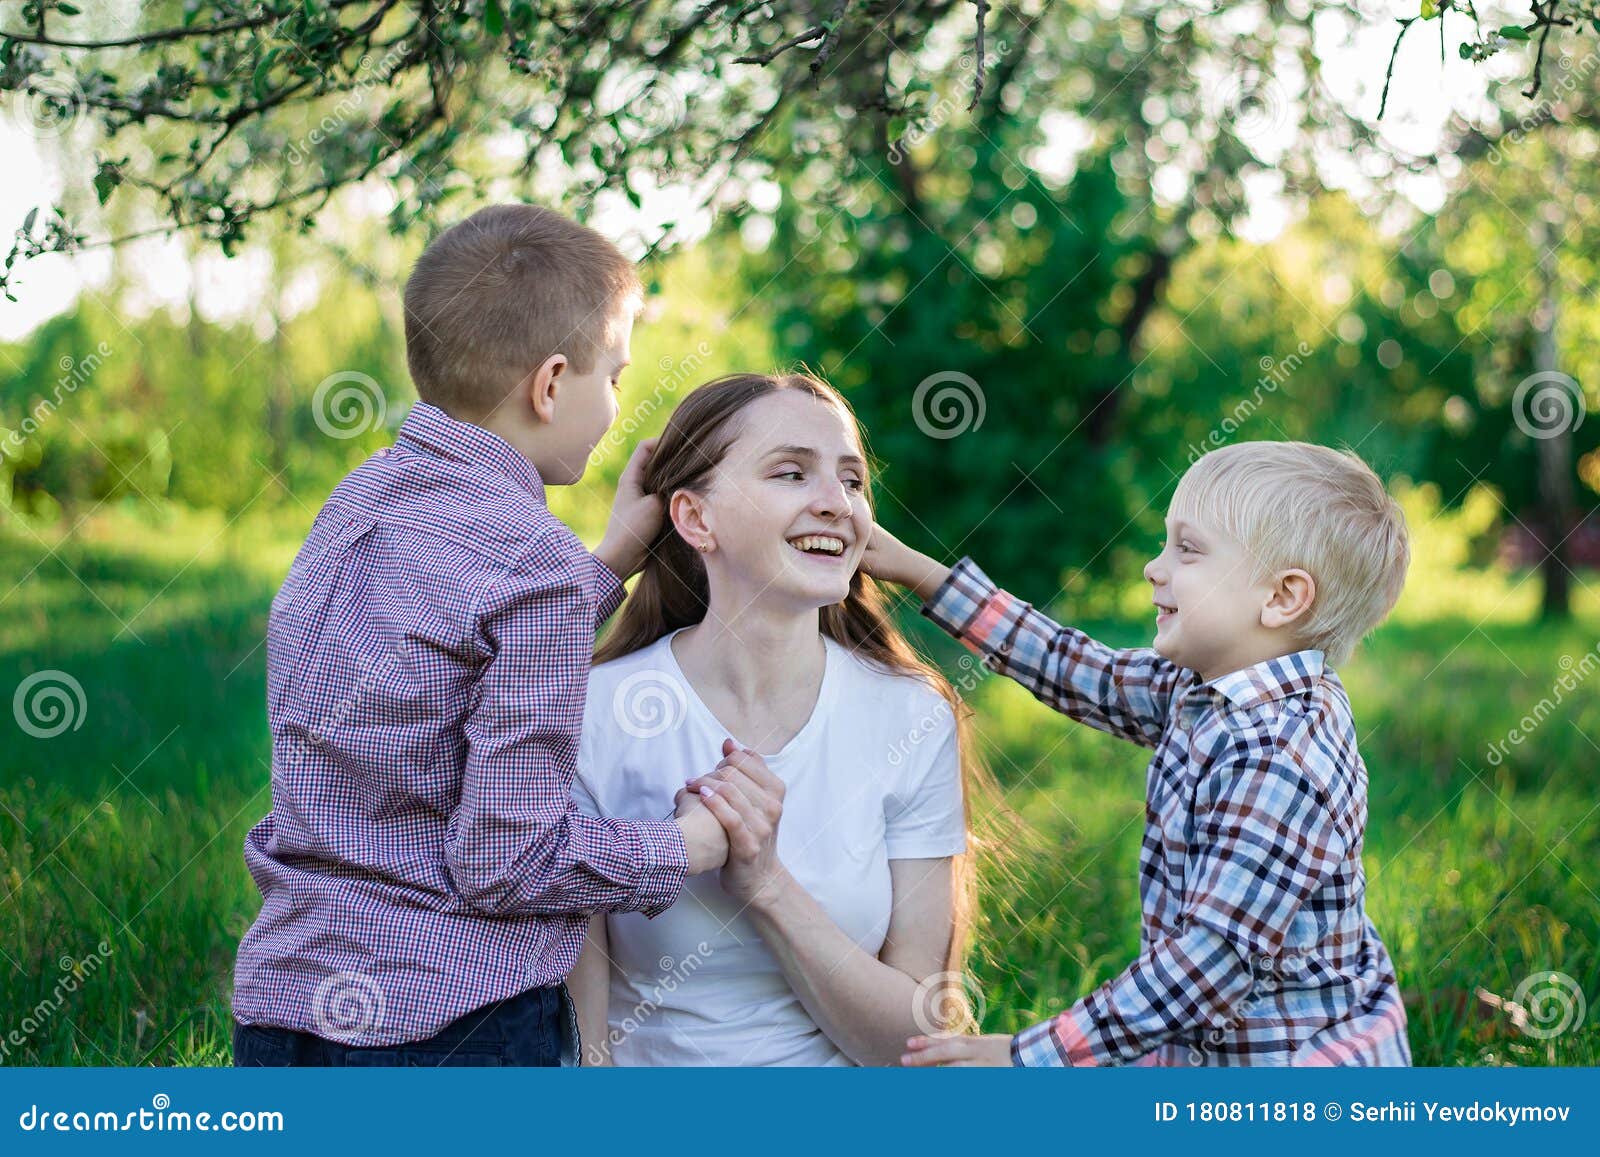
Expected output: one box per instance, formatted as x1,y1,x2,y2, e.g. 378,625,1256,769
2,506,1596,1065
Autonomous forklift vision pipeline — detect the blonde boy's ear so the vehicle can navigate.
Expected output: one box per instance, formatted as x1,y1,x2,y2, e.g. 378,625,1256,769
1261,568,1316,631
523,354,568,424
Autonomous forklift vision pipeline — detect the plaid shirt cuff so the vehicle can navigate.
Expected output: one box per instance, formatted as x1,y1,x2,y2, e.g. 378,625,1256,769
630,817,689,918
1012,1005,1104,1067
592,553,628,625
920,557,1018,655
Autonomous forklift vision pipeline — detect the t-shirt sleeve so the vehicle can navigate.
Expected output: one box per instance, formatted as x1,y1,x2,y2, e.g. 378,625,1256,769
570,691,608,819
883,693,968,860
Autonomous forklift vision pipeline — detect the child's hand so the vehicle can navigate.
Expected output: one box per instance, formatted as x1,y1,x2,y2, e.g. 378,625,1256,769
685,739,788,910
596,437,663,580
900,1033,1015,1067
673,787,729,875
860,522,951,603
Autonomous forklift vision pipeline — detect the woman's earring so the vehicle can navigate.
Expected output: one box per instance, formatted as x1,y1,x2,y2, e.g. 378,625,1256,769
697,541,712,553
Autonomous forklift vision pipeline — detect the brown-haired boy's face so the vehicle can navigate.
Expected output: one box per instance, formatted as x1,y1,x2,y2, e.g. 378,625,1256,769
537,299,634,485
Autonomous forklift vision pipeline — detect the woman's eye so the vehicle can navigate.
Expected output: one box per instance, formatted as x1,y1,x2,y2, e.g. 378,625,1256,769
844,478,866,491
1177,541,1196,554
776,470,804,481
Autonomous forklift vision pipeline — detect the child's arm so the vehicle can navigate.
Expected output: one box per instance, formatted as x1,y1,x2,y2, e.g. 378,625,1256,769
592,436,661,624
863,524,1186,749
445,528,724,919
1010,747,1348,1066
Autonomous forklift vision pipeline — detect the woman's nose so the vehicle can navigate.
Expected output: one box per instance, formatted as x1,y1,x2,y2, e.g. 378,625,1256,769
812,478,850,515
1143,557,1161,584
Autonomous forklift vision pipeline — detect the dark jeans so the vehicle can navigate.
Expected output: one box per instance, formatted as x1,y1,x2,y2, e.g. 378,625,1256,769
232,983,572,1067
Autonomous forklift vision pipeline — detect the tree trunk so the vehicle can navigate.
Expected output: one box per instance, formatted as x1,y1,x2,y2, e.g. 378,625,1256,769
1533,201,1574,621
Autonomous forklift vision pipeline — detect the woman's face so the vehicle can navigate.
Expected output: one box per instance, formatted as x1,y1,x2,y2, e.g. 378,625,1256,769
676,390,872,611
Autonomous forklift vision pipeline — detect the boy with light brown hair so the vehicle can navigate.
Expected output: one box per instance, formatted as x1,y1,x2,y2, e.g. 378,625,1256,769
233,205,742,1067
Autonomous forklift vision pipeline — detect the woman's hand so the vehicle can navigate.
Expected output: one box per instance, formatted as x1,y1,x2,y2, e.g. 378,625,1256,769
900,1033,1015,1067
859,522,950,603
683,738,789,910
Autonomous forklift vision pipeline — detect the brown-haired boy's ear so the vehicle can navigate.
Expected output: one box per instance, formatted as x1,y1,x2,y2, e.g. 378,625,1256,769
1261,568,1316,631
523,354,568,424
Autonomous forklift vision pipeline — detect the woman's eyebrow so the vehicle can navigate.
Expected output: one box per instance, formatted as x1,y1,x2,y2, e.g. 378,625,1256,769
764,444,867,469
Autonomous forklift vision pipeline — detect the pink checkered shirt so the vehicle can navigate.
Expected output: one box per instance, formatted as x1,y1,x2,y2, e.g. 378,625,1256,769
233,402,687,1046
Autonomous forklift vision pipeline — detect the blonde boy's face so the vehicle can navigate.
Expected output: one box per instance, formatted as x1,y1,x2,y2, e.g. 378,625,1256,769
1142,508,1282,681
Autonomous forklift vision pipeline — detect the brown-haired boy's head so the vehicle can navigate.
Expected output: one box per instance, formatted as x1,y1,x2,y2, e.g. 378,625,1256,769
403,203,641,484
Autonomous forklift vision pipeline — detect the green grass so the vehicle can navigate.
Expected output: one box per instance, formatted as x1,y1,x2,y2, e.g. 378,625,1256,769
2,506,1597,1066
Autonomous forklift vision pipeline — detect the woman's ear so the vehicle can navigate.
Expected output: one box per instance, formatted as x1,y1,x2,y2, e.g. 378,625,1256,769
1260,568,1315,630
523,354,568,424
668,489,714,552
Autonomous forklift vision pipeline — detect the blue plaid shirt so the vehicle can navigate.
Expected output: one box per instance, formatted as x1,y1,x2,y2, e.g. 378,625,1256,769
233,402,688,1047
923,558,1410,1067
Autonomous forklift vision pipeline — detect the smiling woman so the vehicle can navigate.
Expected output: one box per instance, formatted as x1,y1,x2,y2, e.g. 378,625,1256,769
568,371,999,1066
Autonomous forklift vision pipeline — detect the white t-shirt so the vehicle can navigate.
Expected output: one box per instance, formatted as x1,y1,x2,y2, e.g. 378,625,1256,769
572,627,966,1067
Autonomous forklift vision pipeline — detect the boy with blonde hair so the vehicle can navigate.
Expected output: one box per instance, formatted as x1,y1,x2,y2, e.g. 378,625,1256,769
232,204,735,1066
872,441,1413,1066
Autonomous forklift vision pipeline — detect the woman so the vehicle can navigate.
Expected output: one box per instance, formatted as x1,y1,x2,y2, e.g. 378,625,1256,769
568,371,992,1066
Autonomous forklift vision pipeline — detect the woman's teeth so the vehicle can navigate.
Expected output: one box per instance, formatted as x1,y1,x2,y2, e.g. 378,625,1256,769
788,535,846,557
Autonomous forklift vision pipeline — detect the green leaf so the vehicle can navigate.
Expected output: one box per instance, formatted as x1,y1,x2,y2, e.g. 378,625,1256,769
252,48,280,100
56,3,82,14
1458,41,1475,59
22,207,38,234
485,0,505,36
1419,0,1437,19
93,163,121,206
1499,25,1531,40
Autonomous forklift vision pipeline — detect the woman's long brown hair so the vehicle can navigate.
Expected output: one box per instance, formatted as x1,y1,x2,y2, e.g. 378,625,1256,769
596,371,1006,1032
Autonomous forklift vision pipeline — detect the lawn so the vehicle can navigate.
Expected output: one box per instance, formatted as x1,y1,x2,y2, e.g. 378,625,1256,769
2,501,1597,1066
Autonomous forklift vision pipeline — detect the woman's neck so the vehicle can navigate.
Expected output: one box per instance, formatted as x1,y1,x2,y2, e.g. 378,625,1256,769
673,598,825,717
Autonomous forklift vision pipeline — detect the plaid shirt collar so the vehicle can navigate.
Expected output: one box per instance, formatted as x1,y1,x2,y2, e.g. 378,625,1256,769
1178,649,1326,728
396,400,547,505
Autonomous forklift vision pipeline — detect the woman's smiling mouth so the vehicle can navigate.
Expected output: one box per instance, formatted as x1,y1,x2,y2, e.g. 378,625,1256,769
787,534,848,560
